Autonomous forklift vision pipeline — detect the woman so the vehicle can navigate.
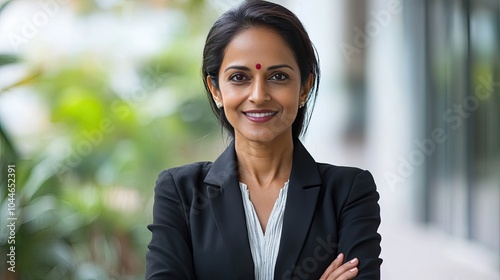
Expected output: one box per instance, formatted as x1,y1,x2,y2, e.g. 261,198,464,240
146,1,382,279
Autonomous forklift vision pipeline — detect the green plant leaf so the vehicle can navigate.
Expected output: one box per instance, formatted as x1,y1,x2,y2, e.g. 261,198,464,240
0,54,18,67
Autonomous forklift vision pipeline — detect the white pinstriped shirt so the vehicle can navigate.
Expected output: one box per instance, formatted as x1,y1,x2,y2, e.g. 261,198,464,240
239,181,289,280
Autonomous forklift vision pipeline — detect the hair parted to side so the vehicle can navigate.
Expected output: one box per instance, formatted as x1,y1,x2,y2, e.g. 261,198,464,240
202,0,320,139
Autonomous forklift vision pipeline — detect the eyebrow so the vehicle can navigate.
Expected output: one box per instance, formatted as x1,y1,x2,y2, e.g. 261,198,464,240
223,64,295,72
268,64,294,71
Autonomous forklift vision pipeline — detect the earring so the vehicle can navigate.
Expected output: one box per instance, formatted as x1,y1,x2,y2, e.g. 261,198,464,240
216,101,223,108
299,101,305,108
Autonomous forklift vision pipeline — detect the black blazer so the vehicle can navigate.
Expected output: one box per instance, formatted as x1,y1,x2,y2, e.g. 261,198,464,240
146,140,382,279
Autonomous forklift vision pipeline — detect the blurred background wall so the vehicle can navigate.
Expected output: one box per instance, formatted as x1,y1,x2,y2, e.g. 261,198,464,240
0,0,498,279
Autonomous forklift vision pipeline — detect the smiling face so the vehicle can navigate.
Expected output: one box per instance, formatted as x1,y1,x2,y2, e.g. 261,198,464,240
207,27,311,144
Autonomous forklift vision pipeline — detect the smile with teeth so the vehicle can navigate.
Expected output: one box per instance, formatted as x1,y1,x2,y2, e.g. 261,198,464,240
244,112,276,118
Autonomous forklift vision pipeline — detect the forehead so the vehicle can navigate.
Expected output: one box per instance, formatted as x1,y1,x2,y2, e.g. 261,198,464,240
221,26,297,67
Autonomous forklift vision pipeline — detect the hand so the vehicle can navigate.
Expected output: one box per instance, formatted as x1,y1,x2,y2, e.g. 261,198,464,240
319,253,358,280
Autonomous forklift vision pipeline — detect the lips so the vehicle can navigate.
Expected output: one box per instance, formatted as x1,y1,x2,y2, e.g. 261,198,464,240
243,110,277,122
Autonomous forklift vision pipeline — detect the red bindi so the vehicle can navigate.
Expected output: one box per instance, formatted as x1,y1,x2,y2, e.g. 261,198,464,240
256,63,262,70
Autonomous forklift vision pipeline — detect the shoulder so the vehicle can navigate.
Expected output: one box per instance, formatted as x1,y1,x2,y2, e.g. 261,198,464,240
315,163,377,200
152,162,215,214
160,161,213,178
155,161,213,191
316,162,371,183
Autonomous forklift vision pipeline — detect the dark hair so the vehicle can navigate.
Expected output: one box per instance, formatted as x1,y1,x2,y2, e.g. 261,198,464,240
202,0,320,139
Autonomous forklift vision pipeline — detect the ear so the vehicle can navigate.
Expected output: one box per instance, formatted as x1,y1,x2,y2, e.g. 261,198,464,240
300,73,314,103
206,75,222,103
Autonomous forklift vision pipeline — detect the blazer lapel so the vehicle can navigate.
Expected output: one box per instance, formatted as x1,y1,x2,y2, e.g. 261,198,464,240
204,141,254,279
274,140,322,279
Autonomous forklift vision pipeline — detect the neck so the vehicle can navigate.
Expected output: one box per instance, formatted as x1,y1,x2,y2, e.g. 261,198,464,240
235,133,294,188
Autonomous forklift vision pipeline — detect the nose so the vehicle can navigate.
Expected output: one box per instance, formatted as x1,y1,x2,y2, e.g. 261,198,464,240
248,77,270,105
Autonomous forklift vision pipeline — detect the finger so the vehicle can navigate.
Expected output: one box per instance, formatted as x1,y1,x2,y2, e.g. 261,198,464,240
319,253,344,280
326,258,358,280
336,267,359,280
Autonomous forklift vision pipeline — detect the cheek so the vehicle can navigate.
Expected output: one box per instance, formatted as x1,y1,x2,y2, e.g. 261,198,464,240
219,85,243,100
283,106,299,124
278,91,301,108
219,89,246,117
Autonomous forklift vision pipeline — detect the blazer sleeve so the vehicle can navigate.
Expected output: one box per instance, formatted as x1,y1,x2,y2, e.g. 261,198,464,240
146,169,196,280
338,170,382,279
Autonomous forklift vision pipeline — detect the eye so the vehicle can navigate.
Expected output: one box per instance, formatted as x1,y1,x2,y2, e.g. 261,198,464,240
270,73,288,81
229,73,248,82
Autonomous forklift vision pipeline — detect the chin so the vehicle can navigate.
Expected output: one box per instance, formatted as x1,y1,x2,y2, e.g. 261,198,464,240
238,129,289,144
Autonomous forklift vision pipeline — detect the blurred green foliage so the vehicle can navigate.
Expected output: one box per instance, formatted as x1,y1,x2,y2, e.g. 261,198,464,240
0,0,221,279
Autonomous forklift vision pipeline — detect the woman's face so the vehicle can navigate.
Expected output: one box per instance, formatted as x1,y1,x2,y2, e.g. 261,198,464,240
208,26,311,144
